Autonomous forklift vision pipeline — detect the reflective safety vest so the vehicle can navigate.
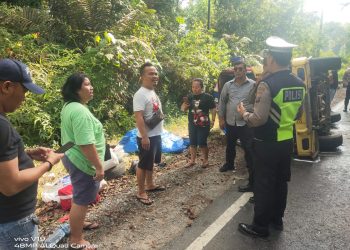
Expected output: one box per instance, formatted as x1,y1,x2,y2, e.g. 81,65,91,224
254,70,305,142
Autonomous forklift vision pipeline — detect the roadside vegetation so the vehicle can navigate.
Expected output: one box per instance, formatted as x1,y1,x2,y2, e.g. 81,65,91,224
1,0,350,147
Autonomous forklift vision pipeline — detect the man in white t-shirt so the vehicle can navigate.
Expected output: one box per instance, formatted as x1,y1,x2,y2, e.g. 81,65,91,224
133,62,165,205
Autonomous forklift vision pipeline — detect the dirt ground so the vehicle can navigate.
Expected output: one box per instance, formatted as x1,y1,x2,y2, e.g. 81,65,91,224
36,87,346,250
37,126,248,250
84,131,249,250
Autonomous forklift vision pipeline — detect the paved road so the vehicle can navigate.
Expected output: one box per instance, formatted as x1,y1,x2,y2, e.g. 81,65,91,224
167,103,350,250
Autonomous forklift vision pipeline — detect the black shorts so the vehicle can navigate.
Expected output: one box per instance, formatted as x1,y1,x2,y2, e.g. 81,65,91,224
189,124,210,147
137,135,162,170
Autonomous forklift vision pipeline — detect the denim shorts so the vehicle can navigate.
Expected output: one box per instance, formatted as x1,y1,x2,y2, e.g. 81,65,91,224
0,213,39,250
62,156,100,206
189,124,210,147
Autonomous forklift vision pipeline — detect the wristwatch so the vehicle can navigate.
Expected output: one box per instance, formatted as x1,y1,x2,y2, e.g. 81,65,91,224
45,160,53,171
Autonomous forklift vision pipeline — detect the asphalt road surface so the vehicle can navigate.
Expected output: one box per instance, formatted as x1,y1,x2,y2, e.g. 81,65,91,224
166,103,350,250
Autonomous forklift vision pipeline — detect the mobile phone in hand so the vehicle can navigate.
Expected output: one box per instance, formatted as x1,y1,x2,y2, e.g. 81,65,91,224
183,96,189,103
55,142,75,153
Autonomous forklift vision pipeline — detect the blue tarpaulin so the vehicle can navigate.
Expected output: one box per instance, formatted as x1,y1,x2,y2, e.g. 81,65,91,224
119,129,189,154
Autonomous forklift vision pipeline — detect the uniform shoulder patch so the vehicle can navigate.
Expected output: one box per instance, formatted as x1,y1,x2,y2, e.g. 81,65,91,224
255,81,268,104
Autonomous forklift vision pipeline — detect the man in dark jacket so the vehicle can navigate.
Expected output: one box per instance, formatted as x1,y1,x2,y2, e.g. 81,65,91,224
237,37,305,238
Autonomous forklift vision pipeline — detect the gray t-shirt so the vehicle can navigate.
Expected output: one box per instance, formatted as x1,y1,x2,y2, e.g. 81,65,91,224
218,78,255,126
133,86,163,137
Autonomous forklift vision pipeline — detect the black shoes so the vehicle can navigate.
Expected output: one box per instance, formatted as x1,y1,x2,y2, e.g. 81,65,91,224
248,196,255,203
238,183,253,192
344,108,348,112
157,162,167,168
238,223,269,238
219,163,235,172
238,221,281,237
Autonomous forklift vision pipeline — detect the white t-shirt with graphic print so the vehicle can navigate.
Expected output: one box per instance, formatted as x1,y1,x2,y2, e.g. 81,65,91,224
133,86,164,137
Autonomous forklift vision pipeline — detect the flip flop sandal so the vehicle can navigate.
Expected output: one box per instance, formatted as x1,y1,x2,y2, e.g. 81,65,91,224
136,196,153,205
145,185,166,192
83,221,99,230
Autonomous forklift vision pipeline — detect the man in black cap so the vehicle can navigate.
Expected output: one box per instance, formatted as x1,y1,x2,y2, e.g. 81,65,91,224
0,59,63,249
237,37,305,237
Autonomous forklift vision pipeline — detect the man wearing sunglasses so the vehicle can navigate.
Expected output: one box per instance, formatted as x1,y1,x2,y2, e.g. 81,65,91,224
218,60,255,192
0,59,63,249
237,37,305,238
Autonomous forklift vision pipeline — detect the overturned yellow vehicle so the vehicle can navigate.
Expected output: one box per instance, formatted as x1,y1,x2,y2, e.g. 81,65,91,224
292,57,343,159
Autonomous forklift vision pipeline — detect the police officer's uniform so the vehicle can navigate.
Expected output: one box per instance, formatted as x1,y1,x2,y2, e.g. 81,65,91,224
238,36,305,237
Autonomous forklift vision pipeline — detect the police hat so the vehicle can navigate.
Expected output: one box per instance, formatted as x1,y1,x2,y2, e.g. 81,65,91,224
265,36,297,53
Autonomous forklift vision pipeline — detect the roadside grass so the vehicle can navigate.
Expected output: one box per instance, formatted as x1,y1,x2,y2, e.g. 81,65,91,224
164,115,188,137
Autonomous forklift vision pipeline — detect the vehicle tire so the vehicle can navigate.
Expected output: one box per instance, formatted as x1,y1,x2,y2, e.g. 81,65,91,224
318,133,343,151
330,111,341,123
104,162,126,181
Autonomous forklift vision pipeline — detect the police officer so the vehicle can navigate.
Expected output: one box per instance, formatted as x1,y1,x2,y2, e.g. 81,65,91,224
236,36,305,237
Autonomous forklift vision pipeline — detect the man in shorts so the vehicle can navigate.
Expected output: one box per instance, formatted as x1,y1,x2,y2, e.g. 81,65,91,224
133,62,165,205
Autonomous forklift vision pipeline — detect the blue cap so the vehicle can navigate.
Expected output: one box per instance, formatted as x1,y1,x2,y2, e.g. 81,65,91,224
0,59,45,94
230,56,244,64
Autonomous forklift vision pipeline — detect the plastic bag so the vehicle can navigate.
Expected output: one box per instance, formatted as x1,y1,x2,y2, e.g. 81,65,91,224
104,148,119,171
42,175,71,203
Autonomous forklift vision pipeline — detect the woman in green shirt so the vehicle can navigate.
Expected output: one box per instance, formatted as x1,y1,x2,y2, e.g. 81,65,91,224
61,73,105,250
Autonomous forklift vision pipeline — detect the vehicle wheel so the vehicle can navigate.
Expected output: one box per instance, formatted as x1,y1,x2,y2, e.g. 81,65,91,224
330,111,341,123
318,133,343,151
104,162,126,180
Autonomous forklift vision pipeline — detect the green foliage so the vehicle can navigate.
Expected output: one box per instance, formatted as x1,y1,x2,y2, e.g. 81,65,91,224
154,21,230,118
0,2,163,145
1,0,42,7
208,0,321,58
176,16,185,25
0,31,81,144
0,3,51,35
175,22,229,88
322,22,350,56
2,0,348,147
143,0,178,16
143,0,181,31
46,0,132,47
183,0,216,29
317,22,350,73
